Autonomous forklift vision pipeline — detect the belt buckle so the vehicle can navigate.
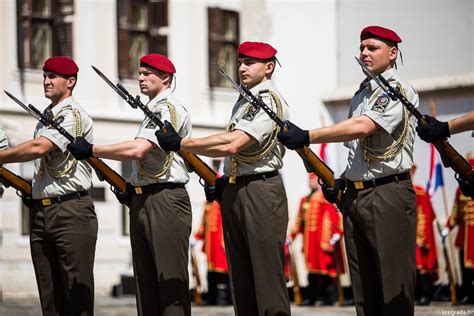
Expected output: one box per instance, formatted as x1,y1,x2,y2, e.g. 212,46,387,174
42,198,52,206
354,181,364,190
228,176,236,184
135,187,143,194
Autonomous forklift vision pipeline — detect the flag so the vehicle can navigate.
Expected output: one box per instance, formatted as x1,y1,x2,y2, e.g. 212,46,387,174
319,143,327,163
426,144,444,196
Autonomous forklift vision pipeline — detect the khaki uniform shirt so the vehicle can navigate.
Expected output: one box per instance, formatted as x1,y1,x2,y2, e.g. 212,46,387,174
344,68,418,181
132,88,191,185
223,79,289,176
0,127,8,150
0,127,8,198
32,97,93,199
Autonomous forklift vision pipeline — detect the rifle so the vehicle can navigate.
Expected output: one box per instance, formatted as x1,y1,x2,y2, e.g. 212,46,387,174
288,242,303,305
0,166,32,197
3,91,127,194
355,57,474,185
436,220,457,305
190,246,203,305
218,68,341,205
91,66,217,187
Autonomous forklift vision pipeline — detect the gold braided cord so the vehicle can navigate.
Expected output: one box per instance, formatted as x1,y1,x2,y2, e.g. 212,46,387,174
229,91,284,177
360,82,411,161
40,108,81,179
138,101,177,179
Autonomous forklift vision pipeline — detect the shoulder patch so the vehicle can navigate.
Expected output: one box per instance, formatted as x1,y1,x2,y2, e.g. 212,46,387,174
242,104,260,121
145,119,158,129
371,93,390,113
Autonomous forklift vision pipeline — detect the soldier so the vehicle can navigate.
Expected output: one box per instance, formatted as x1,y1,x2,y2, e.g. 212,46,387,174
67,54,192,315
416,111,474,198
194,199,230,305
440,157,474,305
289,173,344,306
278,26,418,315
156,41,291,315
410,165,438,305
0,57,97,315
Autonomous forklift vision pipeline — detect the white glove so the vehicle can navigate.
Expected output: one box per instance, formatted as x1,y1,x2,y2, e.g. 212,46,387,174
330,233,341,246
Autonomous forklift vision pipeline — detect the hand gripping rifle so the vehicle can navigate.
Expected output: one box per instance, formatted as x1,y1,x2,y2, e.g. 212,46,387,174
355,57,474,185
91,66,217,187
0,166,32,197
3,91,127,194
436,220,457,305
218,68,341,206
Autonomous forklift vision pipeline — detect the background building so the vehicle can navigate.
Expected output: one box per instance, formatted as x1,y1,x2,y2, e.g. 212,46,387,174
0,0,472,298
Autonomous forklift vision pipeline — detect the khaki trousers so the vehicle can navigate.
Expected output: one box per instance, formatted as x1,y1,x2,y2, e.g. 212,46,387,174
129,186,192,316
342,178,416,316
221,175,290,316
30,195,97,316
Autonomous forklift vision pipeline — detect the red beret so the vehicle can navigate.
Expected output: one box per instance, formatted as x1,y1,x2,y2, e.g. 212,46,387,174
469,158,474,167
360,26,402,44
43,56,79,76
238,41,277,60
140,54,176,74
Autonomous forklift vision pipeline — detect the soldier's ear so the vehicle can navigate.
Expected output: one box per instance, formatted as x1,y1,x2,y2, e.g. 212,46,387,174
265,61,275,76
389,46,398,63
67,76,77,90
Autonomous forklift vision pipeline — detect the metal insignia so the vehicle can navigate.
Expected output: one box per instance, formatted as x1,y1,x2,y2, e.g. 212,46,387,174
242,105,260,121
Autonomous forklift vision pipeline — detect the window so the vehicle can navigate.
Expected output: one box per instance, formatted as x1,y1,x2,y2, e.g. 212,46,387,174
208,7,240,88
17,0,74,70
117,0,169,80
121,160,133,236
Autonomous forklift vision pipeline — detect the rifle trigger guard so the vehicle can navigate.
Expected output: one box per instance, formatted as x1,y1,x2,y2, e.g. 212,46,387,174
198,177,205,187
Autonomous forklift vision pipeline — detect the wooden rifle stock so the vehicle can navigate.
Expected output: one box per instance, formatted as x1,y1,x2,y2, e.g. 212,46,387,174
0,166,32,196
190,247,203,305
295,147,343,206
179,151,216,187
86,157,127,193
288,243,303,305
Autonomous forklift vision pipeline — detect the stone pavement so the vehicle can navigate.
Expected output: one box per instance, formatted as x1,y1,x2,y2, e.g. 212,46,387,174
1,296,473,315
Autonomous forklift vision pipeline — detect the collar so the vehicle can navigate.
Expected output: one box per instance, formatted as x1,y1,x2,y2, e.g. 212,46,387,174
147,88,172,109
47,96,74,117
365,68,396,92
248,79,274,95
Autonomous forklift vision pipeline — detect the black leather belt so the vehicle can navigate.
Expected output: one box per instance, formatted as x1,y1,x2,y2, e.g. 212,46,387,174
131,182,185,195
32,190,89,207
347,172,411,190
227,170,279,184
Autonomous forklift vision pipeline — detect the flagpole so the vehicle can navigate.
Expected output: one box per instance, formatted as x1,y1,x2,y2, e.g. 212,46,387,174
428,97,460,285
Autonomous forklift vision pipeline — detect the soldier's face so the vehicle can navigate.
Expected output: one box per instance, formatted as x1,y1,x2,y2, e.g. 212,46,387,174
138,66,169,99
43,72,75,103
359,38,398,75
238,58,274,88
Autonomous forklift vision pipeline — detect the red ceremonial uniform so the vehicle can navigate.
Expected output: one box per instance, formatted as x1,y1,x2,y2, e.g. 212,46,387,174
414,185,438,274
290,191,344,277
447,188,474,269
195,201,228,273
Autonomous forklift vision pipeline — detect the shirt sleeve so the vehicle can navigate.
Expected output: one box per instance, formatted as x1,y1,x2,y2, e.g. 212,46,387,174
363,88,404,135
36,108,78,152
0,129,9,150
233,92,275,144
